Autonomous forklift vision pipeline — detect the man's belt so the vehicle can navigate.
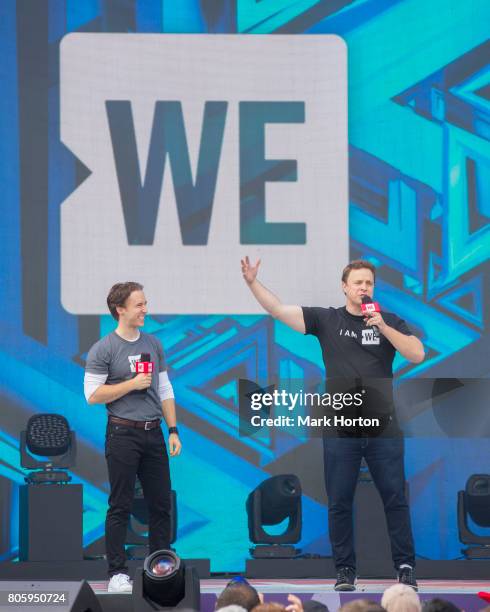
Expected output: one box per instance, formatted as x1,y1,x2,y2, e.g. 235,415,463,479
109,416,161,430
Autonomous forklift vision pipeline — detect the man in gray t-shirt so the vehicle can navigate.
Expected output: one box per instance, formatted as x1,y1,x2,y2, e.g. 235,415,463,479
84,282,182,593
86,332,168,421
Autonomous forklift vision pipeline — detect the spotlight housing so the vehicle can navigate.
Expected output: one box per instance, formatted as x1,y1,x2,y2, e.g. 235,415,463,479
458,474,490,559
132,549,200,611
246,474,302,558
20,414,76,484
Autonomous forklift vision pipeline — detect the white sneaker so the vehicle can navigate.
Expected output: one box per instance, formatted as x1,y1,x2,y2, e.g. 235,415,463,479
108,573,132,593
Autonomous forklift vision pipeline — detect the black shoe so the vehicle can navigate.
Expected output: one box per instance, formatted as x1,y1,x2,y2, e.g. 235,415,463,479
398,566,418,590
334,567,356,591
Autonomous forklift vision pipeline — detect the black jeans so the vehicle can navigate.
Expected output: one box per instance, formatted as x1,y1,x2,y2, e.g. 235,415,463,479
323,435,415,571
105,423,172,576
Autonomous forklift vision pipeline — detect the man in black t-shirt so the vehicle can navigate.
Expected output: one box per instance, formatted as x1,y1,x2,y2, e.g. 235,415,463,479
241,257,424,591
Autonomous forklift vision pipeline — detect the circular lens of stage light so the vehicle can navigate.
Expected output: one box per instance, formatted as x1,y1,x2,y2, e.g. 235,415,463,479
150,557,176,577
144,549,181,581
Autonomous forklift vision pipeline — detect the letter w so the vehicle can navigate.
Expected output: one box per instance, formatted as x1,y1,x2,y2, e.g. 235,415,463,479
106,101,227,245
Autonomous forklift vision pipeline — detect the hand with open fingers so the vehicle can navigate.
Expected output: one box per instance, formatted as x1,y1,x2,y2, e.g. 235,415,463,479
241,256,261,284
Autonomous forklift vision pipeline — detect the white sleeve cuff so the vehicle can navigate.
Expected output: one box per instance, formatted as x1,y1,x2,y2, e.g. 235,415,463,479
159,371,175,401
84,372,108,402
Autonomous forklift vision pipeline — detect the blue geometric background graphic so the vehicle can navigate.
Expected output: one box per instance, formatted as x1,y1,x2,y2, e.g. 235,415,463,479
0,0,489,570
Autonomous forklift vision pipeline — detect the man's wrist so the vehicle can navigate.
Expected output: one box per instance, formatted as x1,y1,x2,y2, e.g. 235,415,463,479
379,322,389,334
168,426,179,435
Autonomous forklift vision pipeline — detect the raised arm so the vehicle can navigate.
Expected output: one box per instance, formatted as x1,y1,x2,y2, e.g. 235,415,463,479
241,256,306,334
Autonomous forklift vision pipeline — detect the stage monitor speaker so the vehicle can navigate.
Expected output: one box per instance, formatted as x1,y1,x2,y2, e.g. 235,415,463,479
0,580,102,612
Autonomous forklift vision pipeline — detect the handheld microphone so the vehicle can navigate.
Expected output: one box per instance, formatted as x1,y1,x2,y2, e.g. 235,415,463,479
361,295,380,335
136,352,154,374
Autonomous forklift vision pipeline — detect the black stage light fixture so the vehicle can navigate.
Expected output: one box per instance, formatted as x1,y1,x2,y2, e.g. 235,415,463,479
246,474,302,558
458,474,490,558
20,413,76,484
132,549,200,611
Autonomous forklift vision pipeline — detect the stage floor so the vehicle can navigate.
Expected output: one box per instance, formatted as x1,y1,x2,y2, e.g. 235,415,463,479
90,578,490,612
91,577,490,593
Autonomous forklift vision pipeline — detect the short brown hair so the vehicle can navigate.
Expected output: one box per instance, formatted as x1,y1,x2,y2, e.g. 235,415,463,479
340,600,385,612
341,260,376,283
216,583,261,611
252,605,285,612
106,282,143,320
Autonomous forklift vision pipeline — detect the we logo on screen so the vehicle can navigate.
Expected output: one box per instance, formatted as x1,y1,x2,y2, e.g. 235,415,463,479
60,34,347,314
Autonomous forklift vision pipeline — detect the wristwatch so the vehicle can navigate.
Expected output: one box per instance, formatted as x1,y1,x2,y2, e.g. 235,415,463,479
168,427,179,435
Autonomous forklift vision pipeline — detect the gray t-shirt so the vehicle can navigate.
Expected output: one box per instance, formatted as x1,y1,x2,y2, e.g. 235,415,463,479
85,331,167,420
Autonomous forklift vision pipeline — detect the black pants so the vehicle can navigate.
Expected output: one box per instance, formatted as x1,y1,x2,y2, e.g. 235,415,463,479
323,435,415,571
105,423,171,576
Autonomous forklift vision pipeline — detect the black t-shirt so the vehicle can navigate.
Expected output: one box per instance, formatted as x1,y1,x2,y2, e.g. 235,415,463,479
302,306,412,378
302,306,413,436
